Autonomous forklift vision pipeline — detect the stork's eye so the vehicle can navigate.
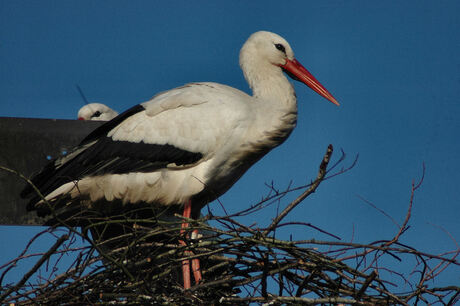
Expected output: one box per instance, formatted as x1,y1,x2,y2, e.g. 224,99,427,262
275,43,286,54
91,111,102,118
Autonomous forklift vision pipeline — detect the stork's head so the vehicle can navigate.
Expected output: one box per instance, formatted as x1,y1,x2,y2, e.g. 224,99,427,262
239,31,339,106
78,103,119,121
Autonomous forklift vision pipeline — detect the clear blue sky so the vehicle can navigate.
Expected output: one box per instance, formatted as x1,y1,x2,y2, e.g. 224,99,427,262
1,1,459,289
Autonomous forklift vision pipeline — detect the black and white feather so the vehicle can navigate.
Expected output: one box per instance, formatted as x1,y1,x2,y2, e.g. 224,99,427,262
22,31,337,219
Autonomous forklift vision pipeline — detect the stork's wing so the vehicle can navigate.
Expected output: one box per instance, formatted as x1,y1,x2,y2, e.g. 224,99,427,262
22,83,251,208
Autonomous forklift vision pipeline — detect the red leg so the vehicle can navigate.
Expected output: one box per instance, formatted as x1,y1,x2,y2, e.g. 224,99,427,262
191,229,202,283
179,200,192,289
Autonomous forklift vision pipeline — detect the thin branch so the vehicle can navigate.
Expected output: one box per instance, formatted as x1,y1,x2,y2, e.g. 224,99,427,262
0,235,68,301
264,144,333,235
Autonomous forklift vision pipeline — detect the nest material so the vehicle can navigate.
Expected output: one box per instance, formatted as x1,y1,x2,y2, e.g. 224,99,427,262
1,145,459,305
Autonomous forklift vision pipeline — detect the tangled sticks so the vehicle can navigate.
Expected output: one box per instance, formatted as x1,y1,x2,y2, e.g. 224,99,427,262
1,146,459,305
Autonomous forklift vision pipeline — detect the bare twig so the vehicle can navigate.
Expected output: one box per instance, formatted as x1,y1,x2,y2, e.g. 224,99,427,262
264,144,333,235
1,151,459,305
0,235,68,301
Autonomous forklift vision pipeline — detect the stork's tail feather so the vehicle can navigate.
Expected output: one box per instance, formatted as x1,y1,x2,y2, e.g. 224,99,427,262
21,162,62,211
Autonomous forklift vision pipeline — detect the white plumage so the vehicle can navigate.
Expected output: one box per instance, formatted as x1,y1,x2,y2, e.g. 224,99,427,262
25,31,337,212
23,31,338,288
77,103,119,121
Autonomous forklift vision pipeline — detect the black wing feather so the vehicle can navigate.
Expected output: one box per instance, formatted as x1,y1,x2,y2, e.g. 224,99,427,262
22,104,204,210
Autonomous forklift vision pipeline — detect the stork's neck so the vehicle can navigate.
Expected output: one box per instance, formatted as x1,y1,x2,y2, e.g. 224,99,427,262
241,63,298,152
244,62,297,111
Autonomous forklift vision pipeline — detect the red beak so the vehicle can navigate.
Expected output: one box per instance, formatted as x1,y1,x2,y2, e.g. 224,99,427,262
78,117,85,120
281,58,339,106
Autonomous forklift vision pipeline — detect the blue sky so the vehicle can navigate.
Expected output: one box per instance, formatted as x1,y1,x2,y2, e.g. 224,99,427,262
1,1,459,289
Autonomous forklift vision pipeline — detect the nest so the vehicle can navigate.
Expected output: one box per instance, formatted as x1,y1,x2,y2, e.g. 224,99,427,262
1,145,459,305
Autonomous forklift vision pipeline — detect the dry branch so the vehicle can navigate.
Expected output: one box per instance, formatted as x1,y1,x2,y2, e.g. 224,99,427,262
1,146,459,305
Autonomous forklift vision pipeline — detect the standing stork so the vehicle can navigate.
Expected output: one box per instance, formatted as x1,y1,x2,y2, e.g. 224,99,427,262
22,31,339,289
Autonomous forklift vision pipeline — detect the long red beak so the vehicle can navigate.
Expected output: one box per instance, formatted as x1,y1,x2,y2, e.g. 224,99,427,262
281,58,339,106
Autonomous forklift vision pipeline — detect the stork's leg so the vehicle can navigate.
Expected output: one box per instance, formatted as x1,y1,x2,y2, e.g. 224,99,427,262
179,200,192,289
191,229,202,283
179,200,203,289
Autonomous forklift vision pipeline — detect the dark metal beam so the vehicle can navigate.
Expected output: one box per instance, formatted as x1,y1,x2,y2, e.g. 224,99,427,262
0,117,104,225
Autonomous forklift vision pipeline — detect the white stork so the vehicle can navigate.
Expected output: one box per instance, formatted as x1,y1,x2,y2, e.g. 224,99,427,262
77,103,119,121
22,31,339,289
